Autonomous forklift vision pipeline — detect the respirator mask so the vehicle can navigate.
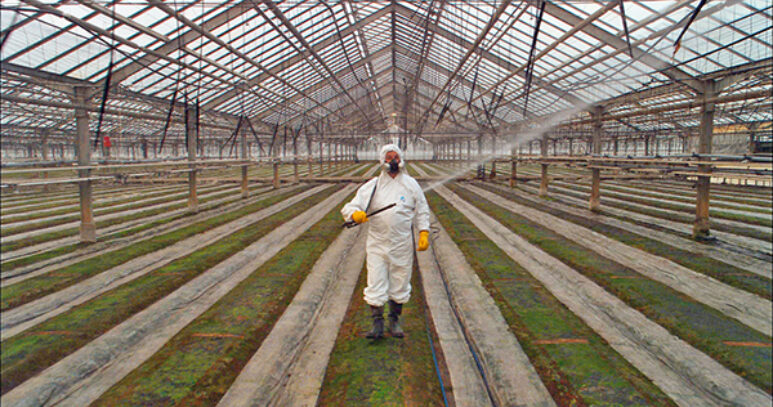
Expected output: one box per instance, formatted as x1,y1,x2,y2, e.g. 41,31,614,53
384,159,400,173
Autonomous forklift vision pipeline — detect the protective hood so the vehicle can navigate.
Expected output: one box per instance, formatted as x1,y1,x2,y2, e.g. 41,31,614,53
379,144,406,168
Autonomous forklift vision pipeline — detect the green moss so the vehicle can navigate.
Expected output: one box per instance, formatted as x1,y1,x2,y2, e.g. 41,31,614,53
449,184,772,393
352,163,376,177
91,193,353,406
1,184,193,220
1,243,86,272
0,185,341,394
477,182,771,300
530,182,772,242
405,163,420,177
1,186,316,311
554,182,772,227
604,181,773,208
318,261,443,405
572,181,772,214
428,191,676,406
417,163,439,176
0,184,267,254
0,184,234,234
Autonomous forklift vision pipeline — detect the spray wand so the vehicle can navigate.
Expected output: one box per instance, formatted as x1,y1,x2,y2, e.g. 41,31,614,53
342,203,397,229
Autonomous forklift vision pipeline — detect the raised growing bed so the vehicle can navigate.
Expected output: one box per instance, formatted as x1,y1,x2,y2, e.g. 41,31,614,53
1,185,318,312
0,183,278,270
427,190,677,406
474,181,771,298
0,185,342,393
0,182,275,253
447,184,772,393
90,192,355,406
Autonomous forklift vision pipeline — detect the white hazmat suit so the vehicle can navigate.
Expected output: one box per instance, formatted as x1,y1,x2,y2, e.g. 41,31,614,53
341,145,430,307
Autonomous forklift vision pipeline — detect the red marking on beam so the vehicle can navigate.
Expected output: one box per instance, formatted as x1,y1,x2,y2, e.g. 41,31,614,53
533,338,589,345
722,341,772,348
192,333,245,339
29,331,79,336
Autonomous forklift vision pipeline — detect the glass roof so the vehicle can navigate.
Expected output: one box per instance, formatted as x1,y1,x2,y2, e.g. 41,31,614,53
1,0,770,144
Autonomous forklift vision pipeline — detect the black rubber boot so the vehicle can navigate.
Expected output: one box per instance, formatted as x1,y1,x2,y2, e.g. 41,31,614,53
388,300,404,338
366,306,384,339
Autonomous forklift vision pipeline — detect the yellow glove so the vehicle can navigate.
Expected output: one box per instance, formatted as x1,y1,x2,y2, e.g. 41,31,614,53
417,230,430,251
351,210,368,224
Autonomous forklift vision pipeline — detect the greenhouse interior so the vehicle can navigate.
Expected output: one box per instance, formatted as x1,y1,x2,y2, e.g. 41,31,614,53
0,0,771,406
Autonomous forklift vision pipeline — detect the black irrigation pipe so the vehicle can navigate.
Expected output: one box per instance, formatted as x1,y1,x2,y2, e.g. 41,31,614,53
673,0,709,55
196,97,201,155
618,0,633,58
184,92,190,152
158,87,178,153
0,5,22,53
243,116,266,154
94,1,118,149
522,0,546,117
421,266,450,407
94,54,114,149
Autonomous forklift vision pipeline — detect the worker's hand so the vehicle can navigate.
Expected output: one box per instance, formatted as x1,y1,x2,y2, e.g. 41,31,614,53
417,230,430,251
352,210,368,224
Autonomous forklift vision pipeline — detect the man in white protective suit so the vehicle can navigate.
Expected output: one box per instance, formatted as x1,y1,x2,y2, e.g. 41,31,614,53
341,144,431,339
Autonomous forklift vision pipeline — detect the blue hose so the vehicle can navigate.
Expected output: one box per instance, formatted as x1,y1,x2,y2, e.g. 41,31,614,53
414,227,450,407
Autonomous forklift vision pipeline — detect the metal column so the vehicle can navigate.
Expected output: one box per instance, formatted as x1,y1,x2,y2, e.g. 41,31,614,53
589,106,603,211
539,135,549,197
241,126,249,199
74,86,96,243
510,146,517,188
694,81,715,240
271,158,280,189
187,102,199,213
41,128,51,192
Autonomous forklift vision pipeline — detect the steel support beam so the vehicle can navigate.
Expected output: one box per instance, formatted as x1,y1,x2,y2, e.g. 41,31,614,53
541,1,701,92
241,125,249,198
396,4,575,124
589,106,603,211
694,80,715,240
147,0,339,122
186,102,199,213
74,86,96,243
204,5,391,111
413,0,511,132
260,0,373,128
